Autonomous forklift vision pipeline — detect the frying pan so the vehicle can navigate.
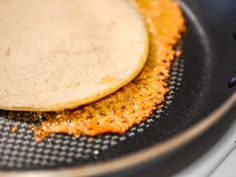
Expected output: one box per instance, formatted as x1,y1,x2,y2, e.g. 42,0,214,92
1,0,236,176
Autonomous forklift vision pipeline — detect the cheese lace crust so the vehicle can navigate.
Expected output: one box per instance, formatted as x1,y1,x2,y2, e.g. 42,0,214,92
32,0,186,141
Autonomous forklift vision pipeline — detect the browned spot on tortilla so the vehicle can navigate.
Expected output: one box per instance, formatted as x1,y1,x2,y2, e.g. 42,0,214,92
6,47,11,56
100,76,118,85
33,0,186,141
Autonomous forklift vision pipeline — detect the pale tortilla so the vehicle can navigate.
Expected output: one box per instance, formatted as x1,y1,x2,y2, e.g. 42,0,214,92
0,0,148,111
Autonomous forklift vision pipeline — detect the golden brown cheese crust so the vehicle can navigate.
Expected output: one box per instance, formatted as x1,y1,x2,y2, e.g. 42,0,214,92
33,0,186,141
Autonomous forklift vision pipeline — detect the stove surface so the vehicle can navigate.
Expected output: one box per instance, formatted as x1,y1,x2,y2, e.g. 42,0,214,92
105,106,236,177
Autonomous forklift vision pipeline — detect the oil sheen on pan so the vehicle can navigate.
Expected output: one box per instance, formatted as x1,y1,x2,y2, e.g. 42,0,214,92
32,0,186,141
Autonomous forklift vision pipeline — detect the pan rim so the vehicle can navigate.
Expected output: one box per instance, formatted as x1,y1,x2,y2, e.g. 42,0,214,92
1,1,236,176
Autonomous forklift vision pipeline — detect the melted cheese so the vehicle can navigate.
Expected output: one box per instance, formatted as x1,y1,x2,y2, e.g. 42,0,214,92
32,0,186,141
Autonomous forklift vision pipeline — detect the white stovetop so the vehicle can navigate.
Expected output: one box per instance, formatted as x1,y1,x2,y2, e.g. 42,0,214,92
173,114,236,177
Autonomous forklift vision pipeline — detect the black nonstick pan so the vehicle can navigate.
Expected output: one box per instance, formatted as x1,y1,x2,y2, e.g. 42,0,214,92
1,0,236,176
